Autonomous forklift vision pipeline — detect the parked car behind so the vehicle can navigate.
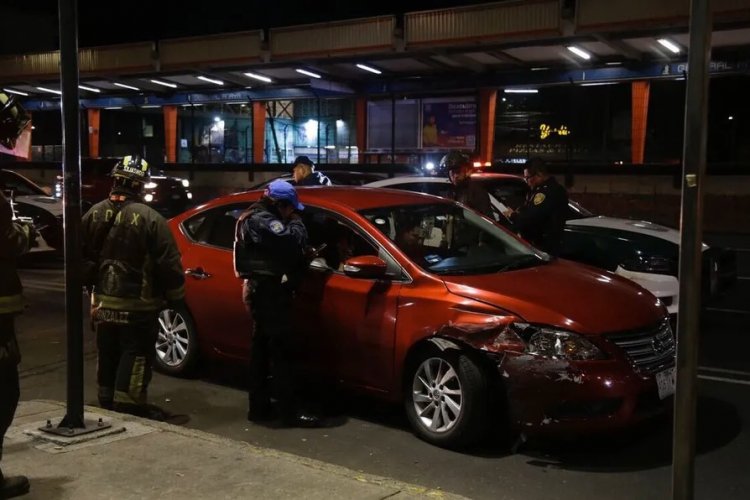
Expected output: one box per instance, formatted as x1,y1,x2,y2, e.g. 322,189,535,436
365,174,737,316
54,158,193,218
157,186,675,449
0,169,63,252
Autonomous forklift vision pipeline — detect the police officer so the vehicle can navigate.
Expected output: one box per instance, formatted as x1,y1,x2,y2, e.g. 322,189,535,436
503,158,568,256
291,156,331,187
0,191,33,498
234,180,322,428
440,150,493,219
81,155,185,421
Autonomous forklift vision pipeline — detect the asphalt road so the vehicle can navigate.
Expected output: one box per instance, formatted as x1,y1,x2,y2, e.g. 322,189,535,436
14,245,750,500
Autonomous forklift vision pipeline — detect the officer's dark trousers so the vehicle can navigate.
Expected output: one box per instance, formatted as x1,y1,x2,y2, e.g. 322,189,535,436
95,313,158,411
244,278,298,418
0,314,20,466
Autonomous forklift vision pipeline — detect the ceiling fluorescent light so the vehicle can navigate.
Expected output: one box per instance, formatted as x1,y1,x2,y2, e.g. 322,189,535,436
244,72,272,83
567,46,592,60
36,87,62,95
296,69,321,79
197,75,224,85
150,79,178,88
140,105,161,109
114,82,140,91
530,67,549,71
580,82,617,86
504,88,539,94
3,88,28,96
356,63,382,74
104,107,123,110
605,61,622,66
78,84,101,93
657,38,681,54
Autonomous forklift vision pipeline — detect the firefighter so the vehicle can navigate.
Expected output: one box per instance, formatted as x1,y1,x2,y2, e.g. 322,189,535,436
503,158,568,256
81,155,185,421
0,191,33,498
234,180,322,428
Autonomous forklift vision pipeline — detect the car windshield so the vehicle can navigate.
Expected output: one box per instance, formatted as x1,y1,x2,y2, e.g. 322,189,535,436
0,171,46,196
360,203,546,275
567,199,595,218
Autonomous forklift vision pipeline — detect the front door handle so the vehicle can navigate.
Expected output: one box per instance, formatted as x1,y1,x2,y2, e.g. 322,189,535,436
185,267,212,280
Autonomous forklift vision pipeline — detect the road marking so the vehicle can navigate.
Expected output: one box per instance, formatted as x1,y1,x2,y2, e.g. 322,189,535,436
698,375,750,386
699,366,750,377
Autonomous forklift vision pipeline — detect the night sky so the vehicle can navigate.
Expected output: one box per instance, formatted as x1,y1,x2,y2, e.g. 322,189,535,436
2,0,501,55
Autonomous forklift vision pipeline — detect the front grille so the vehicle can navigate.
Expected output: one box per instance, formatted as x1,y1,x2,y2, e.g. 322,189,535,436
605,320,675,375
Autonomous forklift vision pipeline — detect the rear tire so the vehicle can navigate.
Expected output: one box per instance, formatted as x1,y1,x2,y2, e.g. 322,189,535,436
404,345,489,449
154,305,199,376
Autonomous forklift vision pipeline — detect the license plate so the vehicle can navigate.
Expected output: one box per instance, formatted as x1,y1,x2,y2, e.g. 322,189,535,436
656,367,676,400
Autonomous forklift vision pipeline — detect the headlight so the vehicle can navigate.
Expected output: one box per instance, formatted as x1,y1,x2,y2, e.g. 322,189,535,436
512,323,605,360
620,254,674,274
144,182,158,190
186,192,193,200
144,193,154,202
181,179,190,188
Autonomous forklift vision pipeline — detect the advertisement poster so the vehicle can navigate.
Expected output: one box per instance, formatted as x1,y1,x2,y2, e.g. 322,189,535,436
421,99,476,149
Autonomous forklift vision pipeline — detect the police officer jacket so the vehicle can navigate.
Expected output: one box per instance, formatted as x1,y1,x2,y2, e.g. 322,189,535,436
234,199,308,280
296,171,331,187
0,193,32,315
82,194,185,313
510,177,568,256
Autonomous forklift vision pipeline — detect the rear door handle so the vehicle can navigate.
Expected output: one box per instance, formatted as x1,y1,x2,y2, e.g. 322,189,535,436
185,267,211,280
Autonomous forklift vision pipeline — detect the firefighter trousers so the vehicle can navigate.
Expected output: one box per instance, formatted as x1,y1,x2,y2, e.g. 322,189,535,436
0,314,20,465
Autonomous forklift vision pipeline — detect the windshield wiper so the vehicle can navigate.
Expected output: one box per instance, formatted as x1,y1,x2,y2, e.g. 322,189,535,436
494,255,543,272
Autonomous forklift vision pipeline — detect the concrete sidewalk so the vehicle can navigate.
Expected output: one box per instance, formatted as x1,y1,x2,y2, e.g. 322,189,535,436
4,401,464,500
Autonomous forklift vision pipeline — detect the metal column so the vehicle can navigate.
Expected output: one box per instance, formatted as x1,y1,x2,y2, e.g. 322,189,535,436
672,0,712,498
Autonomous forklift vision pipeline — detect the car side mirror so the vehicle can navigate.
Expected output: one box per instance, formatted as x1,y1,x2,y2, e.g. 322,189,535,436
342,255,387,279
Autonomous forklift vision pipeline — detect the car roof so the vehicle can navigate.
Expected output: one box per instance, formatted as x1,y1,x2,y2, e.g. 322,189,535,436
469,172,524,181
184,186,451,218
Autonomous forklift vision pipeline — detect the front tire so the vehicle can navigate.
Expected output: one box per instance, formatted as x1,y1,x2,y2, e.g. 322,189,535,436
154,305,199,376
404,346,489,448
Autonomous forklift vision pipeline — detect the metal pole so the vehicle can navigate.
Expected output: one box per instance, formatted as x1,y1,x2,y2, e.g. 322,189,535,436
391,95,396,164
317,98,322,164
672,0,712,498
58,0,85,430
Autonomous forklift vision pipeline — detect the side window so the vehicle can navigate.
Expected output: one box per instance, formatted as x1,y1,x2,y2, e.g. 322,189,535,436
301,206,379,272
183,203,249,249
488,181,528,211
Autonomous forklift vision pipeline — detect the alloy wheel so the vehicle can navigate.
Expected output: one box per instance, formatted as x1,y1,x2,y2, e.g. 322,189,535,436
411,357,463,433
156,309,190,367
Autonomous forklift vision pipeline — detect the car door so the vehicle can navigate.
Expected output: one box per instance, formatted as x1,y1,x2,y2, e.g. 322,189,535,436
294,206,404,393
180,203,252,360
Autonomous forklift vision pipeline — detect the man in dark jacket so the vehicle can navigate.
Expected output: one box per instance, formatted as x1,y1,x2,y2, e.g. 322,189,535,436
234,180,322,428
81,155,185,421
440,151,493,219
291,156,331,187
503,158,568,256
0,191,33,498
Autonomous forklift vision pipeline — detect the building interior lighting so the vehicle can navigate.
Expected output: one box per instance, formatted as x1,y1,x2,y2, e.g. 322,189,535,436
3,88,28,96
567,46,592,60
244,72,272,83
150,79,178,88
78,85,101,93
197,75,224,85
296,69,322,79
113,82,140,91
356,63,382,74
504,88,539,94
36,87,62,95
657,38,681,54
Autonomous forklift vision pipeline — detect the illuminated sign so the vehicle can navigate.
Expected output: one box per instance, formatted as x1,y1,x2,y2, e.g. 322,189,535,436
539,124,570,139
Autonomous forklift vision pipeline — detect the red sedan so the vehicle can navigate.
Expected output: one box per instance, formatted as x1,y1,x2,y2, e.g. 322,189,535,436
156,186,675,448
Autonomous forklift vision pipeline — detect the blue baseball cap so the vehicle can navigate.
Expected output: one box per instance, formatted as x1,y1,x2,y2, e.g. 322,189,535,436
265,180,304,211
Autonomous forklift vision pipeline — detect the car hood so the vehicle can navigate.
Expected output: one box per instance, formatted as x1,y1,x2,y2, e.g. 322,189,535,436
441,259,665,335
568,216,709,251
15,195,63,216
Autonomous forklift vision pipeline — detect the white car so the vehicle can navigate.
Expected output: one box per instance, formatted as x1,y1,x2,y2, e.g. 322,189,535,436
1,169,63,253
365,173,736,315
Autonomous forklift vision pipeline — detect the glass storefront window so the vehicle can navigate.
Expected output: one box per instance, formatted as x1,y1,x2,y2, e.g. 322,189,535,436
177,103,252,164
